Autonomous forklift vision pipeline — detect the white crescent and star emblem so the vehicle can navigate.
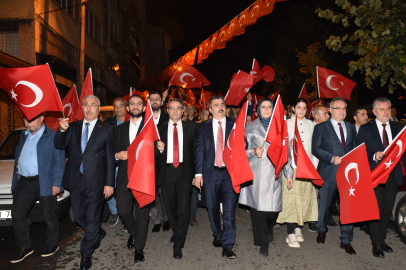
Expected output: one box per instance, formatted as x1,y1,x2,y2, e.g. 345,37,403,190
239,15,246,26
345,162,359,196
251,5,260,17
63,103,72,117
179,73,195,84
384,159,393,169
12,81,44,107
395,140,403,158
293,135,298,156
326,75,344,91
136,140,144,160
244,88,250,92
227,123,236,151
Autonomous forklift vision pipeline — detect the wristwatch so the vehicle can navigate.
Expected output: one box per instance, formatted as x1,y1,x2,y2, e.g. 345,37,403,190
252,148,256,155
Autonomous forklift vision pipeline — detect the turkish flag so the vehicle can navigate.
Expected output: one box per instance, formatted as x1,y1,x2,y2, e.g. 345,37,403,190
248,0,264,21
184,48,197,65
44,84,79,130
293,116,323,186
169,58,210,88
307,98,324,119
298,83,311,107
253,65,275,85
265,95,289,177
268,90,281,101
0,64,63,121
224,70,255,106
371,125,406,188
336,143,380,224
250,58,260,76
75,68,94,120
257,0,276,17
317,66,356,100
214,25,229,50
127,101,160,207
198,88,208,110
223,102,254,193
251,93,264,121
197,37,211,64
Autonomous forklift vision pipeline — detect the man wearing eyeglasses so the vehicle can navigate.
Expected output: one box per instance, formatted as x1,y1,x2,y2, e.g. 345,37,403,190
312,97,357,255
55,95,115,270
155,98,197,259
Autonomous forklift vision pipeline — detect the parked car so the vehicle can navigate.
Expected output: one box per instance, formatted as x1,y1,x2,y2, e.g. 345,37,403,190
0,128,74,226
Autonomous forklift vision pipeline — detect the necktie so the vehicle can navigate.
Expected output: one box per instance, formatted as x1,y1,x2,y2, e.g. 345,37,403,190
80,123,90,174
338,122,345,148
215,121,223,167
173,123,179,168
382,123,389,149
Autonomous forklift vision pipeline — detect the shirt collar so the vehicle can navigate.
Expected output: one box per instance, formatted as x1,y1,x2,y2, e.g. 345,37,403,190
169,119,182,126
330,118,343,126
130,117,142,127
154,110,161,120
375,118,389,126
213,117,226,125
25,124,45,137
84,118,98,126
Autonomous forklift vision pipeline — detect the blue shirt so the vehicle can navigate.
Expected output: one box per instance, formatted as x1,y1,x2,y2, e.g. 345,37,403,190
18,125,46,177
116,117,124,126
330,118,347,141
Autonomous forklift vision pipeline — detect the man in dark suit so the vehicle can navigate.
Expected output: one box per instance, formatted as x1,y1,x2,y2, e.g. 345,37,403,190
356,97,406,258
149,91,170,233
193,96,237,259
115,94,150,264
155,98,196,259
55,95,115,270
312,97,357,255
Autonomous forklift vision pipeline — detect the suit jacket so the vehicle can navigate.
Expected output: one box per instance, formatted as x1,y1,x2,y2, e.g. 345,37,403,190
155,121,196,186
156,111,169,129
54,120,115,190
115,118,145,189
356,120,406,187
105,116,119,134
195,117,234,183
311,120,357,182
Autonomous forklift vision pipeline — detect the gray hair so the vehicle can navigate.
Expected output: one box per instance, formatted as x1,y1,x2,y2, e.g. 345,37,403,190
83,95,101,106
167,98,184,109
208,95,225,109
372,97,391,109
312,105,325,117
330,97,347,108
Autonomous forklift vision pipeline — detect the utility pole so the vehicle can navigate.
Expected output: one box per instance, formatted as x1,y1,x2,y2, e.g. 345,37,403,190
76,0,86,95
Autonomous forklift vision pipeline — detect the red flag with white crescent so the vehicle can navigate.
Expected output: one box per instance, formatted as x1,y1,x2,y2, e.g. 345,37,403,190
224,70,255,106
268,90,280,101
127,100,160,208
75,68,94,120
168,58,210,89
223,102,254,193
317,66,356,100
0,64,63,120
336,143,380,224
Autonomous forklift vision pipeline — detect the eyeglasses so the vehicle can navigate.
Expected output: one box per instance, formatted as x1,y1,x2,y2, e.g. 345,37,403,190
82,104,99,108
332,107,347,111
168,107,183,111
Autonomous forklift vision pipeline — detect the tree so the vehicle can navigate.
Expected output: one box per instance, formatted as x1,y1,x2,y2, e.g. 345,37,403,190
317,0,406,93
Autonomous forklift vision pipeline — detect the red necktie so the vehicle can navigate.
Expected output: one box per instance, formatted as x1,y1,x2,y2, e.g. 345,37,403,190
173,123,179,168
382,123,389,149
215,121,223,167
338,122,345,148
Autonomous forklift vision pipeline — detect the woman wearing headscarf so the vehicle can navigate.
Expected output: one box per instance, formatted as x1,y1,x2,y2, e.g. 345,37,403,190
239,98,294,257
276,98,319,248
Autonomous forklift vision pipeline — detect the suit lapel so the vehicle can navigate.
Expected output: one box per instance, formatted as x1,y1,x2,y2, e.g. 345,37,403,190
76,120,84,151
182,121,188,150
206,118,214,147
327,120,342,145
344,121,353,147
137,117,145,136
371,120,384,148
389,122,397,140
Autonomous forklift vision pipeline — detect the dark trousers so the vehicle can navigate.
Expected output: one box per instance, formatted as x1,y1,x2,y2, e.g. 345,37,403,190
190,187,199,219
12,177,59,250
370,173,398,246
204,169,238,249
318,179,353,244
161,166,192,250
250,208,278,248
116,180,149,250
150,187,168,224
70,178,104,257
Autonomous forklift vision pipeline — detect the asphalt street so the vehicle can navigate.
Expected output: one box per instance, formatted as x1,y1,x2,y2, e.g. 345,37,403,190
0,206,405,270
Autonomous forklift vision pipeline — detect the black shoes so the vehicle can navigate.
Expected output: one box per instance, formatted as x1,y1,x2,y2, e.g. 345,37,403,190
109,214,119,227
222,248,236,259
381,242,393,253
308,222,318,232
80,256,92,270
213,235,222,247
94,228,106,250
152,223,162,233
173,246,183,259
10,247,34,263
127,235,136,249
372,245,385,258
41,245,59,257
163,220,170,232
259,246,268,257
134,249,145,263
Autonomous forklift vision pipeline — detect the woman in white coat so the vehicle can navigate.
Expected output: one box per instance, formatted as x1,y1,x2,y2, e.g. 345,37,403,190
276,98,319,248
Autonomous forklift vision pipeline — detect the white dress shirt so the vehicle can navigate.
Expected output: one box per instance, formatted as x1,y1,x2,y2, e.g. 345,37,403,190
330,118,347,141
166,120,183,163
212,117,226,166
153,111,161,126
129,117,142,144
375,119,393,145
82,119,98,139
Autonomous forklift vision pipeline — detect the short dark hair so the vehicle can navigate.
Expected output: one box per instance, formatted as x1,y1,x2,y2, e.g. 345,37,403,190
148,91,161,99
296,98,308,109
128,95,145,106
330,97,347,108
352,106,367,117
209,95,225,108
167,98,184,109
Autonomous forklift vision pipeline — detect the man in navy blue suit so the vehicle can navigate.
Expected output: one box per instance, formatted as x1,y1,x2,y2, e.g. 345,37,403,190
312,97,357,255
356,97,406,258
193,96,237,259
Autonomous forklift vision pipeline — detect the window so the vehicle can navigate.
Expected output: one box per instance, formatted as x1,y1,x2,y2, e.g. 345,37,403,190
54,0,76,19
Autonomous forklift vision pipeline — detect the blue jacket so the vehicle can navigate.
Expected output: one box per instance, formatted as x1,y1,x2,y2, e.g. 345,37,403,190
12,125,65,197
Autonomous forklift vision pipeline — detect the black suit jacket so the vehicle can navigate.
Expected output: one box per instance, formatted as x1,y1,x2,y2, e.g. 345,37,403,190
356,120,406,187
54,119,115,190
155,121,196,187
115,118,145,189
156,111,169,129
312,120,357,182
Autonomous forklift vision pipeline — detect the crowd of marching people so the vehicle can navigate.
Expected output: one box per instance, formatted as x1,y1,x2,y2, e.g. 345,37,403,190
9,89,406,270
